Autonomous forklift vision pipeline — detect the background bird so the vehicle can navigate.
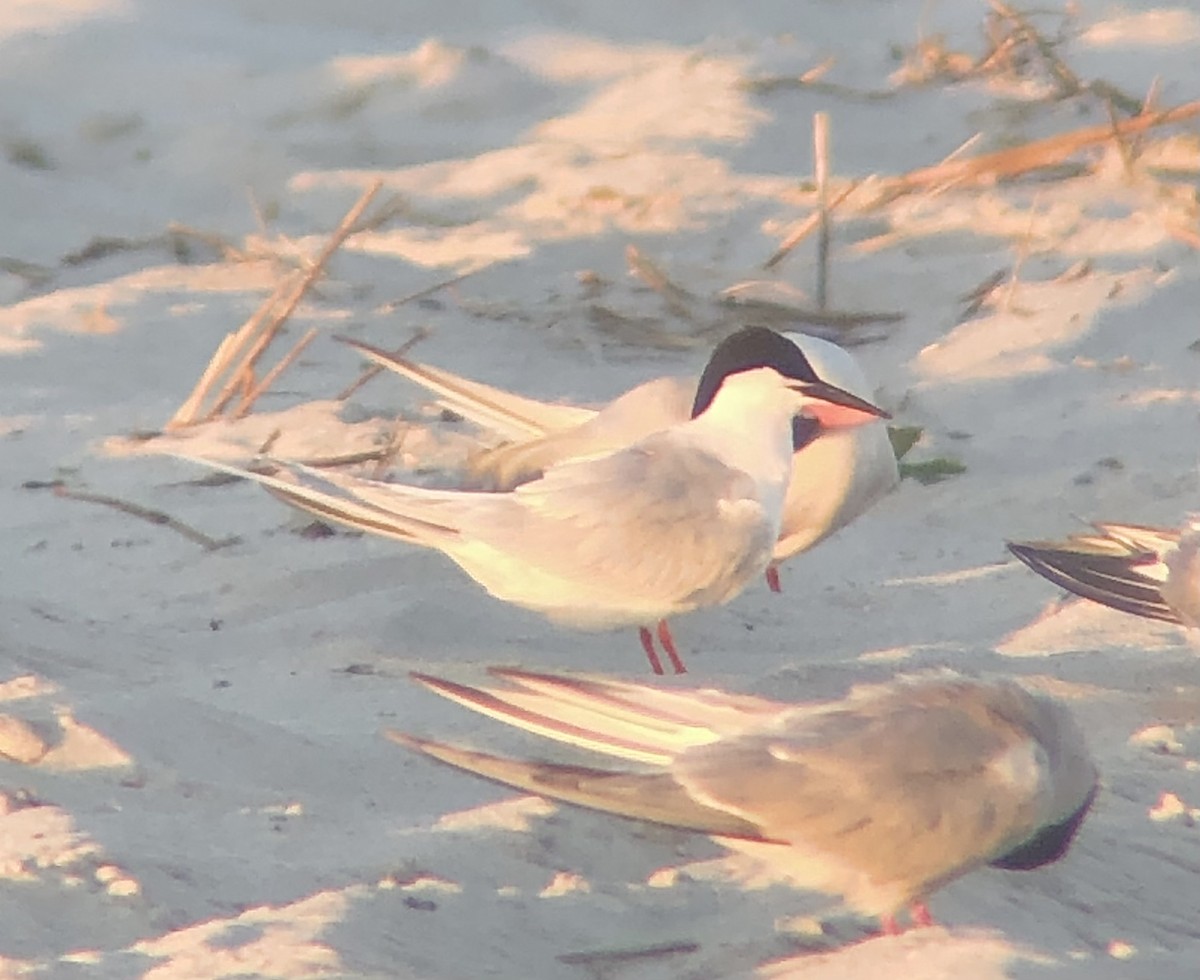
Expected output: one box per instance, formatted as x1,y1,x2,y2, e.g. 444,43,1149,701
1008,518,1200,629
341,330,899,594
182,327,887,674
393,667,1098,936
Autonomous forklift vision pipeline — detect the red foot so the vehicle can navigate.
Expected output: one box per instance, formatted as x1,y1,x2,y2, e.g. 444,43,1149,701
879,903,935,937
656,620,687,674
765,565,782,594
909,902,935,928
638,627,665,675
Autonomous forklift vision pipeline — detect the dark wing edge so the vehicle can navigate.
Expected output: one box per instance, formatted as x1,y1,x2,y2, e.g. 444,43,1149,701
1007,541,1181,625
387,732,769,840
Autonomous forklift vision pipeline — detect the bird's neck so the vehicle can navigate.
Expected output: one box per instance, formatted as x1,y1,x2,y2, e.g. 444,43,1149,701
686,375,798,492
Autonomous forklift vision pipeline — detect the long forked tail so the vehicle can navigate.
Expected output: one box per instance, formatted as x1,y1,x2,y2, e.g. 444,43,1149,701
410,668,786,765
174,455,455,545
1007,526,1181,625
339,337,593,440
387,731,766,840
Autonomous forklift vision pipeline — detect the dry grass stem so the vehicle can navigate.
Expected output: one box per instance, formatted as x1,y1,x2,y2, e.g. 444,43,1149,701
797,56,836,84
556,941,700,968
959,268,1009,320
1129,77,1164,159
295,448,397,468
257,428,283,456
744,70,895,101
336,327,431,401
1142,77,1162,117
974,30,1022,76
1002,199,1042,314
0,257,54,288
51,485,237,551
625,244,696,319
941,132,984,166
166,180,383,429
718,299,905,329
245,187,272,238
369,424,410,479
1105,100,1137,179
165,329,247,430
377,270,480,314
233,326,320,419
914,134,990,201
588,305,702,350
987,0,1081,98
814,112,832,309
883,99,1200,194
166,223,255,263
845,231,903,256
898,5,1141,110
788,308,906,329
200,275,302,423
1053,259,1093,283
348,192,411,235
764,181,859,270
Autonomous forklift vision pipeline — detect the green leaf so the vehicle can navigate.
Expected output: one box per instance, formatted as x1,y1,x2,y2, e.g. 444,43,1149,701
887,425,923,461
899,457,967,485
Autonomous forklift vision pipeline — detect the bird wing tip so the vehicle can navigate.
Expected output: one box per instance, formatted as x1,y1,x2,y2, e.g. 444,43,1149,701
383,728,425,752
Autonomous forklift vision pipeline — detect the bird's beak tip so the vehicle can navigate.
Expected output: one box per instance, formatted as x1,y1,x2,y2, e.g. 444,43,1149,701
796,380,890,427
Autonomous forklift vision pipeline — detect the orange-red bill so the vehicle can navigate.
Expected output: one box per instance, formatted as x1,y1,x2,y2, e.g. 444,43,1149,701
796,379,890,429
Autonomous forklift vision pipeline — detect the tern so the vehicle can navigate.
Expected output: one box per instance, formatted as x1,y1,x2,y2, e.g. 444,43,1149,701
340,331,899,594
392,667,1098,935
1008,518,1200,628
182,327,888,674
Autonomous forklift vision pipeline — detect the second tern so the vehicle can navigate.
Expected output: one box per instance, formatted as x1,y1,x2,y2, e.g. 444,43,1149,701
341,331,899,594
393,667,1099,935
1009,517,1200,628
183,327,888,674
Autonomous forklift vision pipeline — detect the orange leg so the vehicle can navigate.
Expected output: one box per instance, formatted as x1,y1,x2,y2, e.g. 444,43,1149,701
765,564,782,594
638,627,665,675
656,620,687,674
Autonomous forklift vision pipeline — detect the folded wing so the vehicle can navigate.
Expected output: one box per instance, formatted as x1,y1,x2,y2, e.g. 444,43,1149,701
389,732,768,839
1008,523,1182,624
412,667,787,765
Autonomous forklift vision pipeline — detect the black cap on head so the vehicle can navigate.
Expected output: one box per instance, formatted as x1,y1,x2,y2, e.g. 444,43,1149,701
691,326,818,420
988,785,1097,870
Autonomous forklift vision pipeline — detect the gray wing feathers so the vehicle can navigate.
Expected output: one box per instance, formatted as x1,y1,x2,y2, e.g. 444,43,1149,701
180,438,773,611
1095,522,1182,554
495,438,772,605
390,732,765,839
467,376,695,491
1162,523,1200,627
342,338,594,439
194,455,481,545
674,681,1059,894
173,455,448,544
398,672,1097,915
1008,523,1183,624
413,668,787,764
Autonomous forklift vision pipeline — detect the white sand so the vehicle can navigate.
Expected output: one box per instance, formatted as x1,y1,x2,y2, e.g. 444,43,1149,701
3,1,1200,976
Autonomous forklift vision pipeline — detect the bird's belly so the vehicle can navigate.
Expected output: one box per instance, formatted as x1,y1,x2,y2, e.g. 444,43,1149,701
443,541,686,629
774,428,898,562
442,531,765,630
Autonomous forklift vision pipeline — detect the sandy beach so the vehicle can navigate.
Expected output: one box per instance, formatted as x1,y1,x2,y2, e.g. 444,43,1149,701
3,1,1200,976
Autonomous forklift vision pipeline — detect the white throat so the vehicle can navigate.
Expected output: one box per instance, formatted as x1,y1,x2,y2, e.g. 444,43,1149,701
685,367,802,497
